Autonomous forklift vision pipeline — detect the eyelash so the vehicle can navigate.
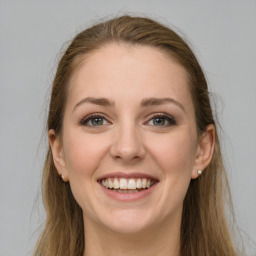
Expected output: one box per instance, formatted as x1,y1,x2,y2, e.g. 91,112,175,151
146,113,177,127
79,113,110,127
79,113,176,128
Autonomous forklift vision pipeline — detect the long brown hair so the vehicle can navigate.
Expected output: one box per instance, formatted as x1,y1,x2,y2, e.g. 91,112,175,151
34,15,237,255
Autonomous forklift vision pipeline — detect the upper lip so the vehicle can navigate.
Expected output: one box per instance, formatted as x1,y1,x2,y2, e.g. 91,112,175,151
97,172,159,181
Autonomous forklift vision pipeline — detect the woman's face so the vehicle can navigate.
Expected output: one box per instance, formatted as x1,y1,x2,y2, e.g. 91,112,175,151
51,43,210,234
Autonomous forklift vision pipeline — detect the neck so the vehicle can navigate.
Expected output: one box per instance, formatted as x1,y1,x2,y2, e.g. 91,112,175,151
83,215,181,256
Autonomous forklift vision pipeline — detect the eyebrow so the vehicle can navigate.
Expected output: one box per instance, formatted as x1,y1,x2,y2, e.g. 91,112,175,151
73,96,185,113
73,97,114,112
141,97,185,112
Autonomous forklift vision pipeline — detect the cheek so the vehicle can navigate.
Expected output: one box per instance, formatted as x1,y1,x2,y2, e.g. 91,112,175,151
146,129,197,177
63,131,109,179
141,129,198,220
62,130,111,215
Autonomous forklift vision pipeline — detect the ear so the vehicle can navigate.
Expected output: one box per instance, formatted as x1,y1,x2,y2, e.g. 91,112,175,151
191,124,215,179
48,129,69,182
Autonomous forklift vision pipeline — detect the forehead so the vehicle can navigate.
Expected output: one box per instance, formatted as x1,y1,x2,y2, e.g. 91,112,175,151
67,43,192,108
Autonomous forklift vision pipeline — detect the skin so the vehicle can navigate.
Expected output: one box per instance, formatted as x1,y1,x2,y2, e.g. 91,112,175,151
49,43,215,256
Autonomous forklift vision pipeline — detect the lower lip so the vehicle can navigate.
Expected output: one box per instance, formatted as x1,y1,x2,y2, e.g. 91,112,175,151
99,182,158,202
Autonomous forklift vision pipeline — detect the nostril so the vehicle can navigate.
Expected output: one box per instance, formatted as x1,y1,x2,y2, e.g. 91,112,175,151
109,127,145,161
110,144,145,162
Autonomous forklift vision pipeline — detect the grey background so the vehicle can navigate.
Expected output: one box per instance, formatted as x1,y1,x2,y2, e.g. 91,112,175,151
0,1,255,255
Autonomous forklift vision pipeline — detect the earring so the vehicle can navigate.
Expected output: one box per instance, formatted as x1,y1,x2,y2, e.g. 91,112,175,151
197,169,203,179
61,174,65,182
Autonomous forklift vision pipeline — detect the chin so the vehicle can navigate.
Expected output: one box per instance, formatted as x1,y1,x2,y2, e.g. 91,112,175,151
95,207,159,235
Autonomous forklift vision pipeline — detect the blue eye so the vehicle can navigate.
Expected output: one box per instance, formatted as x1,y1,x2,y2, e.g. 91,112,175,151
148,115,176,127
80,114,109,127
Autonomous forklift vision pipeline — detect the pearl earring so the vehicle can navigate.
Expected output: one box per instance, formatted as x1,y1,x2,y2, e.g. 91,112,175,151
197,169,202,176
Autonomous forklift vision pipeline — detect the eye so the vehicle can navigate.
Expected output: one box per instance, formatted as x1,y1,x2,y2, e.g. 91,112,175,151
147,114,176,127
80,114,110,127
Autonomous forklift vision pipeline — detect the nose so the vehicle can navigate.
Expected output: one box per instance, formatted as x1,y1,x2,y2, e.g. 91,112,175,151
110,123,145,163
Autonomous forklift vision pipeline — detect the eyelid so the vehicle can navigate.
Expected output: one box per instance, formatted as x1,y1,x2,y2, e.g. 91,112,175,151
145,112,177,126
78,112,176,127
79,113,111,126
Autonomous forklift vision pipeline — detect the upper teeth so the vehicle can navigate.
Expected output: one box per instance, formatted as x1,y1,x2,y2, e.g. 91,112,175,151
101,178,154,190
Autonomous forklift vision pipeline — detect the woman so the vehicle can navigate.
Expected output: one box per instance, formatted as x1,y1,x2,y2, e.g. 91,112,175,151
34,15,237,255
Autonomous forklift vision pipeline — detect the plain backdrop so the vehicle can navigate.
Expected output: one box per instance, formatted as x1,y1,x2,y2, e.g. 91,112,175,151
0,1,255,255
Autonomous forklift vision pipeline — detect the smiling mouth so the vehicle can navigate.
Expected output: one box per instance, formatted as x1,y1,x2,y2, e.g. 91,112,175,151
99,177,157,193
